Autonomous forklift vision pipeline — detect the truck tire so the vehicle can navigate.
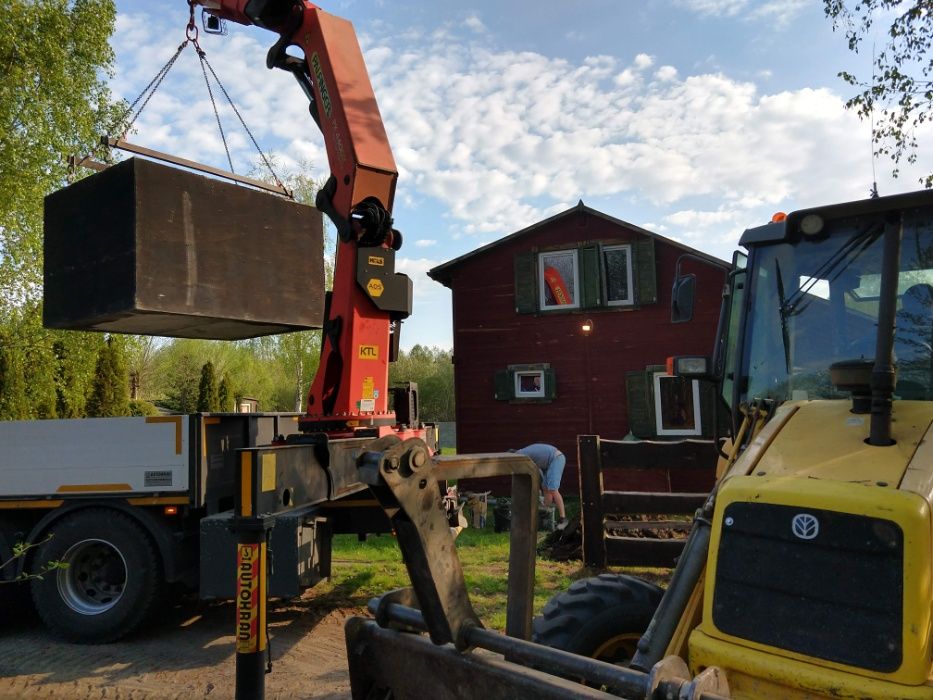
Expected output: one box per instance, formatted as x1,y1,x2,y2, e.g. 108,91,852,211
30,508,162,643
532,574,663,664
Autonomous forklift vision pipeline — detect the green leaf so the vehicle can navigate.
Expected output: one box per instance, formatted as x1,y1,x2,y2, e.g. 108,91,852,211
824,0,933,187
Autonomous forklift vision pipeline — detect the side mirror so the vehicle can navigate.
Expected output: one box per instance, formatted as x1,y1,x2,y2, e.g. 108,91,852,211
671,273,696,323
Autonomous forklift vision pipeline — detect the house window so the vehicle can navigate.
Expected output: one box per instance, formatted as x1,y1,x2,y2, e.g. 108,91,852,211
653,372,701,436
514,238,655,315
495,364,556,401
538,250,580,310
603,244,634,306
514,370,545,398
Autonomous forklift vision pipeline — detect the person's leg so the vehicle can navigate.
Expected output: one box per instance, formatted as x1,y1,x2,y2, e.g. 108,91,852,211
548,488,565,519
543,453,567,525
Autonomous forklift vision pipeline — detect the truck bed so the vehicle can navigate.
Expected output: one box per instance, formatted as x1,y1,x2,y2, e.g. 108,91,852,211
0,413,301,510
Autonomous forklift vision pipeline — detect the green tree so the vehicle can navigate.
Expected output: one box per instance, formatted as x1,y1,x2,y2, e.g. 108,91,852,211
86,335,129,417
86,342,114,417
274,331,321,411
197,361,220,412
109,334,129,415
160,352,201,414
0,331,28,420
389,345,454,422
1,1,123,420
53,331,103,418
825,0,933,186
124,335,159,400
1,0,122,307
219,373,234,412
0,305,60,419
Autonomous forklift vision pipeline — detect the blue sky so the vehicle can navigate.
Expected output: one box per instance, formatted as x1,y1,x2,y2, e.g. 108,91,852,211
109,0,929,349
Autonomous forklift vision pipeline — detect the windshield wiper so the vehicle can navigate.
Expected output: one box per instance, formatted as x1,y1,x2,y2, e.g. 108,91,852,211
775,259,792,373
781,225,883,319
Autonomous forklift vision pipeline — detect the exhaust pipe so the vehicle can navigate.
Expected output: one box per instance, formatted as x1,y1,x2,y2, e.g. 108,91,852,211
870,215,902,447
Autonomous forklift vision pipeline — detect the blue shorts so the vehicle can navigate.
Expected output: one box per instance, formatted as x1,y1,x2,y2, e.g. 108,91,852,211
542,453,565,491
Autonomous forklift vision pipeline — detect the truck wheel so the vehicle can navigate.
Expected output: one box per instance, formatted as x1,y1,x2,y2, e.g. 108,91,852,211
532,574,663,664
30,508,162,643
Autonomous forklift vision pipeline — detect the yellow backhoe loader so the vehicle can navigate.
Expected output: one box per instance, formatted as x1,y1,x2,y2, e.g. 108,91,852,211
347,189,933,700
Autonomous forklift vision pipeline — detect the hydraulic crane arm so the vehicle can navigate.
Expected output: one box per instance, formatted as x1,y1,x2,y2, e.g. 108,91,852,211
188,7,572,700
192,0,412,432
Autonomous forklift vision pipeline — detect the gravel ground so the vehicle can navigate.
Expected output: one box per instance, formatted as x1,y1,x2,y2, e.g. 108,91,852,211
0,586,358,700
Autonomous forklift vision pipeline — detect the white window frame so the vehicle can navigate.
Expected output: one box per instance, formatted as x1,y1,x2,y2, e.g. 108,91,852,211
602,244,634,307
653,372,702,436
514,370,546,398
538,249,580,310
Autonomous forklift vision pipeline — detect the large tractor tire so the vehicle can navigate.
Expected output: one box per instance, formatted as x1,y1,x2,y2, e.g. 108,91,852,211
532,574,663,664
30,508,162,643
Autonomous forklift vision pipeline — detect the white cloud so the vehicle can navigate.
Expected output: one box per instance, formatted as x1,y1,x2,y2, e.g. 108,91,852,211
463,15,486,33
614,69,637,87
397,256,446,307
415,239,437,247
111,15,318,175
633,53,654,70
748,0,810,27
674,0,747,17
110,9,931,268
674,0,808,26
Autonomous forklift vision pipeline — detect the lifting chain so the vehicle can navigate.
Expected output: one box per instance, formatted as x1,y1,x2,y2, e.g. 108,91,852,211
109,1,289,195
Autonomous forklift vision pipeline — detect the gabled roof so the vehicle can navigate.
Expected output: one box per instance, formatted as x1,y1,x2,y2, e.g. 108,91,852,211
428,200,729,286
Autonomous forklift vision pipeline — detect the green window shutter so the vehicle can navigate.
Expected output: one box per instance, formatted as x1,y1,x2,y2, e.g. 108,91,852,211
544,368,557,399
494,370,514,400
514,252,537,314
700,379,717,437
633,237,657,306
625,370,655,438
579,245,601,309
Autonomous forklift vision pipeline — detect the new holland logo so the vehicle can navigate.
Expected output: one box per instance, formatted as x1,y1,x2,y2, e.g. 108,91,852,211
791,513,819,540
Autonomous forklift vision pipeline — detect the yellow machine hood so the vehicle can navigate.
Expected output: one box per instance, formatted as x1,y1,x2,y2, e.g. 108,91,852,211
749,401,933,491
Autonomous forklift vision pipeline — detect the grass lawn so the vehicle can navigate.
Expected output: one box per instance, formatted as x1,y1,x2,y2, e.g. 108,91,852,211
315,518,669,632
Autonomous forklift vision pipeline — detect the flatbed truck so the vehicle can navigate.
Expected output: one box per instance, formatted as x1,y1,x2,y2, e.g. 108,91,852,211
0,411,395,643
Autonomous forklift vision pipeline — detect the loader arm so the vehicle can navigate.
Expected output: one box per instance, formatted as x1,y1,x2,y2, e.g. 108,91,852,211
192,0,411,433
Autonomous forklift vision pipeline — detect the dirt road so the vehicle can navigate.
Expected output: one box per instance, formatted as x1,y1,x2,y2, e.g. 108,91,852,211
0,588,358,700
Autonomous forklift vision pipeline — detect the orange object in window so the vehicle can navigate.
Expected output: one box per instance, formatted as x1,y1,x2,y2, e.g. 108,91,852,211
543,266,572,305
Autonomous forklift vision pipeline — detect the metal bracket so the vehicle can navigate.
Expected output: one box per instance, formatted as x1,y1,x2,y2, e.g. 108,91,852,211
103,137,291,197
358,437,540,648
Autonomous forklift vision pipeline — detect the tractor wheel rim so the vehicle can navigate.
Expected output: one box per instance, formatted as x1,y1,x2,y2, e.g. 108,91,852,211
592,632,642,664
57,538,127,615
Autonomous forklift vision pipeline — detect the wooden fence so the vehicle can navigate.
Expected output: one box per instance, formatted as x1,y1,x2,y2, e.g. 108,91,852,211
577,435,718,568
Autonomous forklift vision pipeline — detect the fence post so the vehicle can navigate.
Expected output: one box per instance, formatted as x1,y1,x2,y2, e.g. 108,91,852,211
577,434,605,568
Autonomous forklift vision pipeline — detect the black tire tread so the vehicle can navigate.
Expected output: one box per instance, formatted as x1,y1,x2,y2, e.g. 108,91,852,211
532,573,663,656
30,507,162,643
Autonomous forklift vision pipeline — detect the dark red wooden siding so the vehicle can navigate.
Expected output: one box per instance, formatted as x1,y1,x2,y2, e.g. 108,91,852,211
446,209,726,496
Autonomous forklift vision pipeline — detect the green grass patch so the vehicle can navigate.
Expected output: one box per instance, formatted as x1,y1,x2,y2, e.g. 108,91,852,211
316,522,669,632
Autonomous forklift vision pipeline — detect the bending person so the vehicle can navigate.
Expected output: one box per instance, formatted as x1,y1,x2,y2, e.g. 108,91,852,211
513,443,568,530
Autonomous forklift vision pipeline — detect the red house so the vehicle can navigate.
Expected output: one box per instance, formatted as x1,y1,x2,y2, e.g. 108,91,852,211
428,201,729,495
